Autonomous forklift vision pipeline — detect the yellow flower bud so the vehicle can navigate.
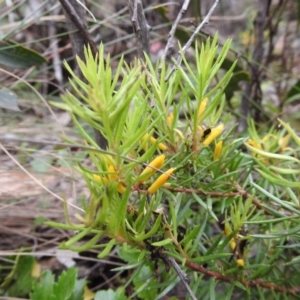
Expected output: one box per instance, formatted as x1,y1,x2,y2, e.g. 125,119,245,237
167,112,174,125
141,133,150,151
150,136,168,151
117,182,126,194
229,240,236,251
247,138,264,159
202,124,224,146
279,134,290,152
236,259,245,267
93,174,108,184
248,138,262,150
224,222,232,237
139,155,165,182
108,164,118,181
94,170,126,194
224,222,236,250
213,141,223,160
147,168,176,194
197,98,208,123
31,260,41,278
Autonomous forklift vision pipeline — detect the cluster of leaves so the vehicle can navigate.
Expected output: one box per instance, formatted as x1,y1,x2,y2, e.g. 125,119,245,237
48,35,300,299
0,255,83,299
0,255,127,300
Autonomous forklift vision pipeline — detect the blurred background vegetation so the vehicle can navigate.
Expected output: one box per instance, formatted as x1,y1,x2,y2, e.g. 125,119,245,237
0,0,300,299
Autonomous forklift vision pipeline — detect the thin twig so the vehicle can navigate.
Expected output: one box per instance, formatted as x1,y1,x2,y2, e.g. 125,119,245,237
162,186,272,216
127,0,151,59
58,0,98,56
186,260,300,295
159,0,191,71
58,0,107,149
238,1,271,131
165,0,219,81
166,256,197,300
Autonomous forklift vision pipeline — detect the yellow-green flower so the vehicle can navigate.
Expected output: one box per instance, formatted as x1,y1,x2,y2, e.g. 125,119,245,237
116,182,126,194
148,168,176,194
93,174,108,184
142,133,168,151
94,166,126,194
108,164,118,180
236,259,245,267
139,154,165,182
224,222,236,251
213,141,223,160
247,138,262,150
279,134,290,152
197,97,208,124
167,112,174,126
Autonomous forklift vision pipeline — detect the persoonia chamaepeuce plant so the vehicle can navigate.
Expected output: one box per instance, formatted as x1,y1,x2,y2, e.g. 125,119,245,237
49,35,300,299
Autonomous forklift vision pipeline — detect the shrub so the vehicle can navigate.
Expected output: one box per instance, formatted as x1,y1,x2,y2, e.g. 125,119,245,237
49,35,300,299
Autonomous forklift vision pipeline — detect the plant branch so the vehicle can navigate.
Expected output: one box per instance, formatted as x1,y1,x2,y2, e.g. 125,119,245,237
162,186,271,215
127,0,151,59
238,0,271,131
159,0,191,71
58,0,107,149
166,256,197,300
165,0,219,81
58,0,98,56
186,260,300,295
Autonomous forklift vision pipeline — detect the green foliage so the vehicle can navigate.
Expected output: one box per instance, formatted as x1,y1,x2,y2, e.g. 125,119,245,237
94,287,126,300
0,256,85,300
0,255,35,297
49,35,300,298
30,268,84,300
0,40,47,69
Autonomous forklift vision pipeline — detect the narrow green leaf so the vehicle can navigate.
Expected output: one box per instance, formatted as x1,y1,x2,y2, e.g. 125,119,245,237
0,40,47,68
151,238,173,247
209,278,216,300
278,119,300,147
134,214,162,242
251,181,300,215
269,165,300,175
98,239,116,259
285,256,300,266
233,280,246,291
256,168,300,188
245,143,300,163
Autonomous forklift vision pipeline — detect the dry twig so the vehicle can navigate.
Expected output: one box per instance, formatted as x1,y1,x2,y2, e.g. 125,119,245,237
238,1,271,131
159,0,191,71
59,0,98,57
165,0,219,81
127,0,151,60
58,0,107,148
